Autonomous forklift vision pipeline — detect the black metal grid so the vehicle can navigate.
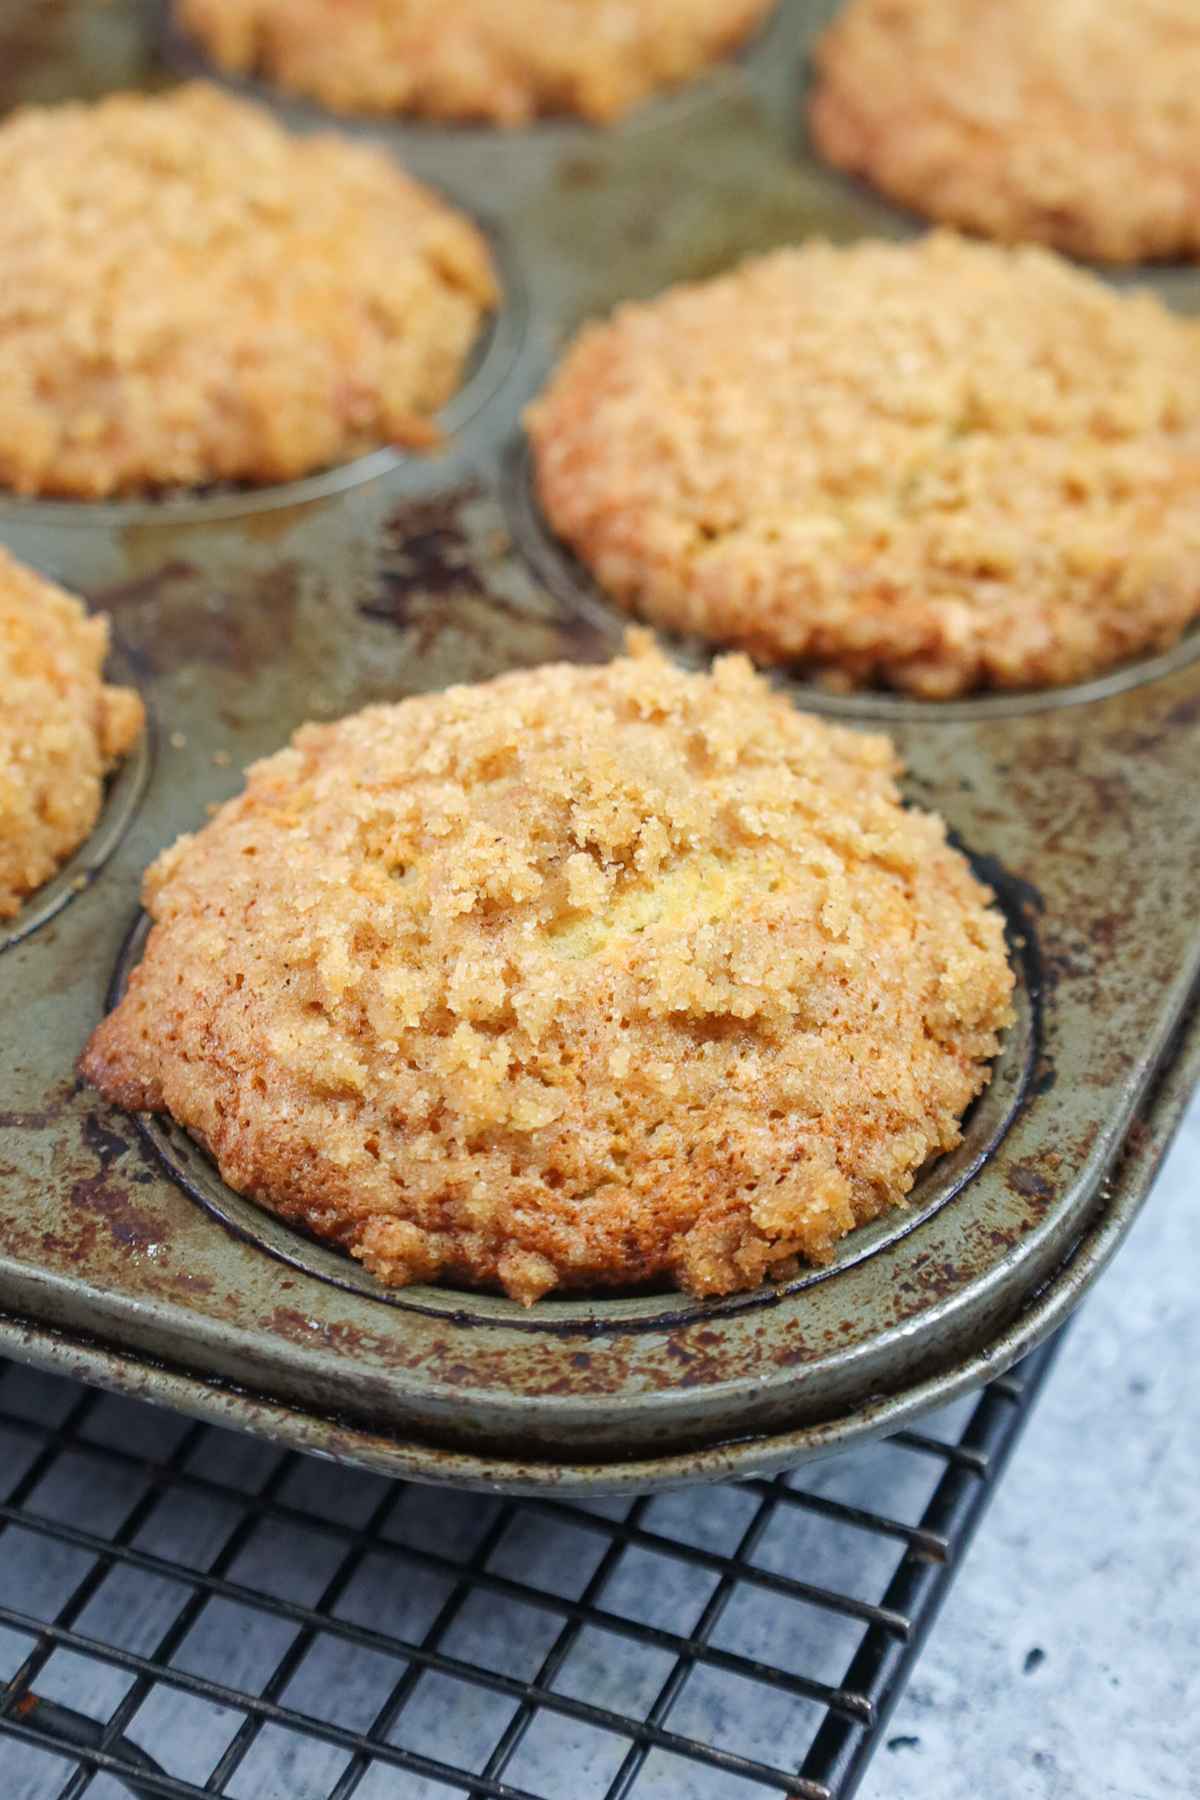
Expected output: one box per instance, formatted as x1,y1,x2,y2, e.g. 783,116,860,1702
0,1339,1060,1800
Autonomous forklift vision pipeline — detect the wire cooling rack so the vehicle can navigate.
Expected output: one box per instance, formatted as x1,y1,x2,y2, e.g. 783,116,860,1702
0,1338,1061,1800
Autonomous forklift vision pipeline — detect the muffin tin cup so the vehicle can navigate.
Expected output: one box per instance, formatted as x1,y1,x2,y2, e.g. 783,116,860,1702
502,440,1200,723
113,883,1038,1332
5,1003,1195,1496
1,0,1199,1492
0,207,531,532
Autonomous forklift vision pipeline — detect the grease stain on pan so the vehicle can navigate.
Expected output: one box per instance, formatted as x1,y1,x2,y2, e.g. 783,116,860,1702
360,485,616,678
69,1168,162,1258
96,560,302,678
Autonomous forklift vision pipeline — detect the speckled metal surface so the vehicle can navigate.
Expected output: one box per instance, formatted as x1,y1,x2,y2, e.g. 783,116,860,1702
1,0,1198,1493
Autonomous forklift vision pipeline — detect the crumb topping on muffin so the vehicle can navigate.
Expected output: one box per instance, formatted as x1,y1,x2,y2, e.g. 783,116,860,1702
0,84,498,498
82,635,1014,1302
810,0,1200,264
1,548,144,918
176,0,774,125
528,233,1200,697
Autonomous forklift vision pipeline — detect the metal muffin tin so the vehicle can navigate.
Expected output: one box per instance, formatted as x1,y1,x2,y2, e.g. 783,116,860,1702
1,0,1198,1495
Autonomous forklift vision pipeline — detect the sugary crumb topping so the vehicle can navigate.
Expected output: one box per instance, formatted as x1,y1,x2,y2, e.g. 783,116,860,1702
811,0,1200,264
176,0,774,125
528,232,1200,697
0,83,498,497
82,635,1014,1302
0,548,144,918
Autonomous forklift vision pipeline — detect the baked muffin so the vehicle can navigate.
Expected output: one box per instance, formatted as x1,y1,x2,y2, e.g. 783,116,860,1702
81,635,1014,1304
809,0,1200,265
0,84,498,499
527,233,1200,698
1,548,144,919
173,0,775,125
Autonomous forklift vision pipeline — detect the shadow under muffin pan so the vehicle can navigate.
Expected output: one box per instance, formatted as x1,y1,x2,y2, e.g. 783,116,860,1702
502,440,1200,725
2,0,1199,1492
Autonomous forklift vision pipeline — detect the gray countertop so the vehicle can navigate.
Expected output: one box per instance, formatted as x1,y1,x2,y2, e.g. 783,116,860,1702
863,1089,1200,1800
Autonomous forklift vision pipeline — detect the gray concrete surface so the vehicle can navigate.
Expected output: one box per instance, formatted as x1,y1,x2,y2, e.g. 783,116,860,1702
863,1090,1200,1800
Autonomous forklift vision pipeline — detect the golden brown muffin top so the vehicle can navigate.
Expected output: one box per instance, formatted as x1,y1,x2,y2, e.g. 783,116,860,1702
0,547,144,918
176,0,774,124
528,233,1200,697
810,0,1200,264
0,83,498,498
83,636,1013,1302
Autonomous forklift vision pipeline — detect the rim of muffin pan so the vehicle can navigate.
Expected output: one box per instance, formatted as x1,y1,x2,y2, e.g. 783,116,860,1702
500,439,1200,723
157,0,791,149
109,833,1037,1332
0,218,528,529
1,644,153,955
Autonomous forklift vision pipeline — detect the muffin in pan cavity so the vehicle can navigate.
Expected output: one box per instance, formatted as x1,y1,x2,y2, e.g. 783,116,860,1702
526,232,1200,699
171,0,777,127
0,83,499,501
81,634,1014,1306
809,0,1200,266
0,548,144,921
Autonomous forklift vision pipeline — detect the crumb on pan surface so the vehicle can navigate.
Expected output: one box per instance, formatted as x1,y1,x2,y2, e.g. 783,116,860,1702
81,634,1014,1304
809,0,1200,265
526,232,1200,698
0,83,498,499
0,548,144,919
175,0,775,124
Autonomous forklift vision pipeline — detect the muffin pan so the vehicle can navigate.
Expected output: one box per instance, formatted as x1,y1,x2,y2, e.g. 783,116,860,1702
1,0,1199,1494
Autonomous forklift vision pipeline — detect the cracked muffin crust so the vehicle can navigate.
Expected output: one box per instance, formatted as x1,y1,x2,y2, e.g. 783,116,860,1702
0,83,498,498
0,548,144,919
527,233,1200,697
809,0,1200,265
174,0,774,125
81,636,1014,1304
